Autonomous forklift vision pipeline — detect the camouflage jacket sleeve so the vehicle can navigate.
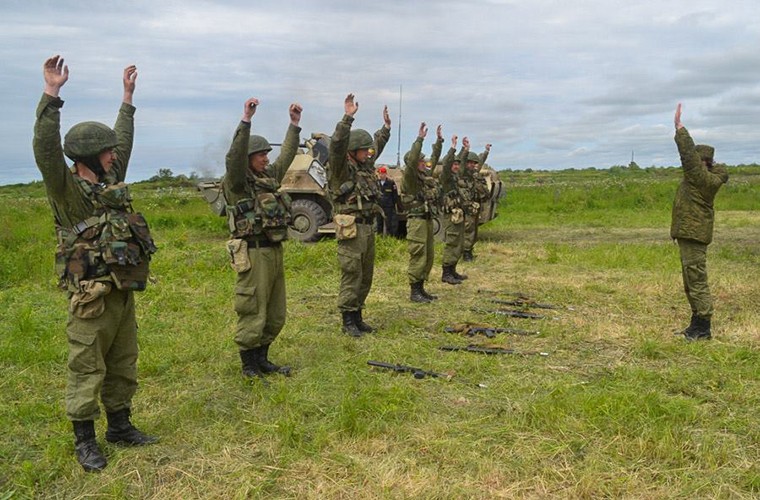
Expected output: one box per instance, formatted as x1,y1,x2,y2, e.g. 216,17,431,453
401,137,424,194
110,102,136,182
270,123,302,183
223,120,251,200
457,147,471,179
430,137,444,168
372,125,391,161
478,148,489,167
32,93,91,226
675,128,729,192
328,114,353,191
441,147,456,186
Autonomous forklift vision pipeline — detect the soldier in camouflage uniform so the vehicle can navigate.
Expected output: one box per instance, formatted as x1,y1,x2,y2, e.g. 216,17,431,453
401,123,443,303
33,55,158,473
223,97,302,376
460,138,492,261
671,103,728,340
439,133,469,285
327,94,391,336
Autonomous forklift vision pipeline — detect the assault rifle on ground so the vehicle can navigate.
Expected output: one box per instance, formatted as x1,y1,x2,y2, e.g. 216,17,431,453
439,345,549,356
471,308,547,320
444,324,539,337
367,360,453,380
477,289,574,311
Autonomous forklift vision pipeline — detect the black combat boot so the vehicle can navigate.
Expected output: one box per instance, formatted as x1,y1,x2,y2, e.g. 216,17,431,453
452,264,468,281
255,344,291,375
676,314,697,336
410,281,432,303
441,265,462,285
73,420,107,472
105,408,159,446
240,348,263,377
342,311,364,337
355,310,376,333
420,283,438,301
684,316,711,341
462,250,474,262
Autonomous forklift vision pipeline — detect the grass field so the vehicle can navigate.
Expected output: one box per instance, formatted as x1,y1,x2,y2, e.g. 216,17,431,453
1,166,759,499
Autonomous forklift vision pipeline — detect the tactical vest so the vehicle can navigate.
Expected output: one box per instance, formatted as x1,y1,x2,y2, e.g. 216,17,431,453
227,173,292,242
330,160,381,218
402,171,442,217
55,176,157,292
472,172,491,203
442,174,465,213
460,171,485,215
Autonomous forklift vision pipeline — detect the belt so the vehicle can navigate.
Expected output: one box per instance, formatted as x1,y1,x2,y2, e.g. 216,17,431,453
244,238,282,248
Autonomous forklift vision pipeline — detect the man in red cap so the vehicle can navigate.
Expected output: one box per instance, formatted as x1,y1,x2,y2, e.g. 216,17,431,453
376,165,401,236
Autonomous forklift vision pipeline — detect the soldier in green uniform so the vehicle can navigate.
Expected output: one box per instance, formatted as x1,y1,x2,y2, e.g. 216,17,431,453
671,103,728,340
460,139,492,261
327,94,391,336
33,55,158,472
223,97,302,376
402,123,443,302
439,133,468,285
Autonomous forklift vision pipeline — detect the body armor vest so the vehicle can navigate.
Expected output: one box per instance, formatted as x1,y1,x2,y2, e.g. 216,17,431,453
56,176,157,292
402,171,442,217
330,161,381,217
227,173,292,242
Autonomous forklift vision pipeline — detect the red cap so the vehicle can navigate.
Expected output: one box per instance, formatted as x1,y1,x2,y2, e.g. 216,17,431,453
378,166,387,173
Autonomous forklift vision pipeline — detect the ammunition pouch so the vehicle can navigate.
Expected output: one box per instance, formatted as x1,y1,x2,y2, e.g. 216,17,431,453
226,238,251,273
334,214,358,240
69,280,112,319
450,208,464,224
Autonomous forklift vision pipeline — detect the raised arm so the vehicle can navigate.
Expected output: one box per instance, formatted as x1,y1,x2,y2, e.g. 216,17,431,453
429,124,444,168
271,103,303,182
224,98,258,199
441,134,458,184
370,105,392,163
328,93,357,190
402,122,427,191
111,64,138,181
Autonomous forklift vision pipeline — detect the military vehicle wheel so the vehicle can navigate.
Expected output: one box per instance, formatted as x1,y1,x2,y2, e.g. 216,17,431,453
289,199,328,242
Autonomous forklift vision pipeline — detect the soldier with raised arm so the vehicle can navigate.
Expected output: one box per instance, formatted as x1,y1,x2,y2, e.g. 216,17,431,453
461,140,492,262
671,103,728,340
33,55,158,472
327,94,391,336
401,123,443,302
223,97,302,376
439,133,468,285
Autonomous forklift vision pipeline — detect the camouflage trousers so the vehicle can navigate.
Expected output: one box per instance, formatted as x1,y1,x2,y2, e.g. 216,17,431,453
441,215,465,267
66,287,138,421
677,238,713,319
463,213,479,252
337,222,376,312
407,217,434,284
234,245,286,350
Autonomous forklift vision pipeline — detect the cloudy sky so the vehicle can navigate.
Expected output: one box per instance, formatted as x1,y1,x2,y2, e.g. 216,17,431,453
2,0,760,185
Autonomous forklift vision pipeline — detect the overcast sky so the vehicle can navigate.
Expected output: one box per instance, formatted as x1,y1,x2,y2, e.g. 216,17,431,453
2,0,760,185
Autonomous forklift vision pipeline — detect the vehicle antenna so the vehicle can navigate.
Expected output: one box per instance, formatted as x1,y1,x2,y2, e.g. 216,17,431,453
396,84,402,168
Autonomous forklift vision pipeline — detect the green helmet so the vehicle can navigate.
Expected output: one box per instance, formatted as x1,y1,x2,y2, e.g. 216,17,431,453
695,144,714,163
403,151,426,165
467,152,480,164
247,135,272,156
348,129,373,151
63,121,118,160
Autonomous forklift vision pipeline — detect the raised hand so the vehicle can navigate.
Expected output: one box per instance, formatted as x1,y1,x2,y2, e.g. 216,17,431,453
344,93,359,117
418,121,428,139
674,103,683,130
289,103,303,126
463,136,470,150
436,124,443,140
451,134,458,148
383,105,391,128
485,143,492,152
242,97,259,122
43,55,69,97
122,64,137,105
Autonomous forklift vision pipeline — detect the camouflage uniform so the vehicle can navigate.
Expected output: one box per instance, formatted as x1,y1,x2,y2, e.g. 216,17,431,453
440,147,466,269
401,136,442,295
671,127,728,327
33,93,155,422
461,148,490,259
327,115,390,317
223,120,300,353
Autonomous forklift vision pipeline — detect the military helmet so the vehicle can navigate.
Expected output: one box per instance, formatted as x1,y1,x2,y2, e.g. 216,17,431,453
467,152,480,164
247,135,272,156
63,121,118,160
348,129,373,151
695,144,715,163
403,151,427,165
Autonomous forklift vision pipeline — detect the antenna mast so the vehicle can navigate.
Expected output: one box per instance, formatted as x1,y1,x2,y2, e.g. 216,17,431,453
396,84,402,168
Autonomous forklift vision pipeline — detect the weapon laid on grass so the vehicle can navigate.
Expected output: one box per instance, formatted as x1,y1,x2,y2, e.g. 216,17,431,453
439,345,549,356
444,324,539,337
367,360,453,380
477,289,531,299
488,298,559,310
471,308,546,320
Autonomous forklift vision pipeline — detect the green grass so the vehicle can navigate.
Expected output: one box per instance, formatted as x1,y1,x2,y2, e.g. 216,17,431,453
1,167,759,498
